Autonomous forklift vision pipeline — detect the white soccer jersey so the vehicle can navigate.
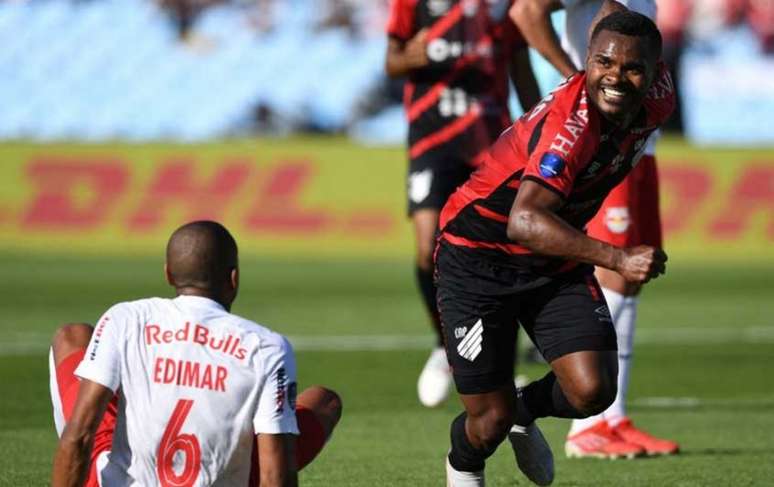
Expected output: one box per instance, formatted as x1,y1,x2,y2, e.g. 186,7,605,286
560,0,659,155
75,295,299,487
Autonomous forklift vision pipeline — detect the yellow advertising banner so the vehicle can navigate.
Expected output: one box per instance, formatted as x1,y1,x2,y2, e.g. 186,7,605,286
0,137,771,261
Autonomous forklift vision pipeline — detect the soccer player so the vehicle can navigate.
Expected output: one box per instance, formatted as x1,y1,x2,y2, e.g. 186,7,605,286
385,0,542,408
50,221,342,487
437,11,674,486
511,0,679,458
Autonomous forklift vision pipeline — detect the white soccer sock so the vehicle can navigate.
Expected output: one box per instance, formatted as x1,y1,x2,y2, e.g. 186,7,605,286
568,288,625,436
605,295,638,427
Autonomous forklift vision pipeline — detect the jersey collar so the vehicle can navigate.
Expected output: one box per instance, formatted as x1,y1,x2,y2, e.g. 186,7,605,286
174,294,226,312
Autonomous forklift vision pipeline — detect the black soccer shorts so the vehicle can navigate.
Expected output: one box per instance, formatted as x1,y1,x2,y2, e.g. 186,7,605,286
435,242,618,395
407,152,474,215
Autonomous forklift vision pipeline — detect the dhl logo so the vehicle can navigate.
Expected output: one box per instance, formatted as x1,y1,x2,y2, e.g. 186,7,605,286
0,147,771,259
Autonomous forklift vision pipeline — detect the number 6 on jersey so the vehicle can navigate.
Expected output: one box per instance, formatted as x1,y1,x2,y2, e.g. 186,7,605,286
157,399,201,487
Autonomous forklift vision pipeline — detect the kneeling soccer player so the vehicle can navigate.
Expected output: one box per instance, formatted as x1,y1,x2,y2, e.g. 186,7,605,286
50,221,342,487
437,11,674,486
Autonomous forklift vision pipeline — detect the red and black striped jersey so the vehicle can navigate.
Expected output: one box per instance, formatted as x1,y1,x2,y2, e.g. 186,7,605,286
439,66,675,274
386,0,523,163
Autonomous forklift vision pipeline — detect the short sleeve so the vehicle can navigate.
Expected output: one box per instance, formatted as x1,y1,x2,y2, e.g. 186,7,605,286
253,336,299,435
74,305,125,392
521,91,598,198
386,0,417,41
643,63,676,127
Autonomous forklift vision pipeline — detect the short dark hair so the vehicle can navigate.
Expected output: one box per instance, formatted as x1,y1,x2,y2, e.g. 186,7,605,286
590,11,662,59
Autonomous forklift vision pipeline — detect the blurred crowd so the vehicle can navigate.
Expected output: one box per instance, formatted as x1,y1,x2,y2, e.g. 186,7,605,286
658,0,774,53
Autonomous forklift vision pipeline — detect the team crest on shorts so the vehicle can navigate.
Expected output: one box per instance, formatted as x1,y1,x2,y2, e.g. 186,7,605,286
409,168,433,204
604,207,631,234
457,319,483,362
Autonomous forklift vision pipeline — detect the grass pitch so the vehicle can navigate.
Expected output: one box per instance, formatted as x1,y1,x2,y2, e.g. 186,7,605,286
1,253,773,486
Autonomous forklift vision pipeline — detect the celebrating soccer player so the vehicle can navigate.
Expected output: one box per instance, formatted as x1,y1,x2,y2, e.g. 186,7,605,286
50,221,342,487
437,10,674,486
511,0,679,459
385,0,541,408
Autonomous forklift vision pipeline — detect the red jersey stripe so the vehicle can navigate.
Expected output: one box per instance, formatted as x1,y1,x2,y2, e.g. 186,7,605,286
426,2,463,40
473,204,509,223
441,233,532,254
409,108,481,159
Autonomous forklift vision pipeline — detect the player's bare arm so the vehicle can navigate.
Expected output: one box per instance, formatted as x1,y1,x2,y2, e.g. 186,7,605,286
257,433,298,487
507,180,666,283
508,44,542,112
52,379,113,487
509,0,578,78
588,1,629,41
385,29,429,78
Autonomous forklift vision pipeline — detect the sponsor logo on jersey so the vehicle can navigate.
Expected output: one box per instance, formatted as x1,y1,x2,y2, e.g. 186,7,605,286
549,93,589,157
145,322,249,361
89,316,110,361
604,207,631,234
457,319,484,362
539,153,566,178
275,367,287,412
428,0,450,16
288,382,297,410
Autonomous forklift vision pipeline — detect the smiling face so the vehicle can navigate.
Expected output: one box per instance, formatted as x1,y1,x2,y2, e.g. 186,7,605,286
585,30,657,126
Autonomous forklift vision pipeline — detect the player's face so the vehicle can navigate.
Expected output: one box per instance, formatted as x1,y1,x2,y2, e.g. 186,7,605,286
585,30,656,125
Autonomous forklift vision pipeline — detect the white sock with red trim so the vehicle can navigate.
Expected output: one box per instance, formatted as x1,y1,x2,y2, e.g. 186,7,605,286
605,295,638,427
568,288,625,436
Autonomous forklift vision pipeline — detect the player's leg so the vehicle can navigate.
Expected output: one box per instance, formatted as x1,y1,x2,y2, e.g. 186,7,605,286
515,272,645,459
410,157,472,408
49,323,117,487
594,156,679,455
294,386,342,470
436,244,553,486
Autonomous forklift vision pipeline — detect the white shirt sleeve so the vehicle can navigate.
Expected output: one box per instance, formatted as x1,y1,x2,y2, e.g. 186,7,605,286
253,335,300,435
74,305,125,392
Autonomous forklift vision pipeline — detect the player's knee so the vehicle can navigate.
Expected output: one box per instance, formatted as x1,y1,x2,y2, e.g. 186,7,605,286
567,378,617,416
467,407,511,451
298,385,342,438
52,323,93,352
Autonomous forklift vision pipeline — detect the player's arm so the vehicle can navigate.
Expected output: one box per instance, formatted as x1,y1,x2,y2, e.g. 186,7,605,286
385,30,429,78
52,379,114,487
509,44,542,112
257,433,298,487
509,0,578,78
506,180,666,283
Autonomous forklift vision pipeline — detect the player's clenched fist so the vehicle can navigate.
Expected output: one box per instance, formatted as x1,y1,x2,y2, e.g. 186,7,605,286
614,245,667,283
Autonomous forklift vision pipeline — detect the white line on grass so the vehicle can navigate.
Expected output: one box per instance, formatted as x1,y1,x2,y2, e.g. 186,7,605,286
2,325,773,356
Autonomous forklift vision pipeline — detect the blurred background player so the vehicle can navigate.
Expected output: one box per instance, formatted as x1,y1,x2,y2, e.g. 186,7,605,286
384,0,542,408
511,0,679,458
50,221,341,487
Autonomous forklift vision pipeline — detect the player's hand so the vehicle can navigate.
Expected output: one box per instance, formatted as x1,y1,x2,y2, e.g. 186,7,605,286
614,245,667,284
404,29,429,69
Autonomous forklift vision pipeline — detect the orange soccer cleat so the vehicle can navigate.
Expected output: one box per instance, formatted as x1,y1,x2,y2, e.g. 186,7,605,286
611,418,680,456
565,420,645,460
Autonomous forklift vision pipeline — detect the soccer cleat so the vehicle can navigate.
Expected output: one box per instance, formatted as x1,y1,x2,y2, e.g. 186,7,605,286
612,418,680,456
508,422,555,486
565,420,644,460
446,455,485,487
418,347,453,407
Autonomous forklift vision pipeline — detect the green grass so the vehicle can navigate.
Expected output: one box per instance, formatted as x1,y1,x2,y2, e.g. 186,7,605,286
1,253,773,485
